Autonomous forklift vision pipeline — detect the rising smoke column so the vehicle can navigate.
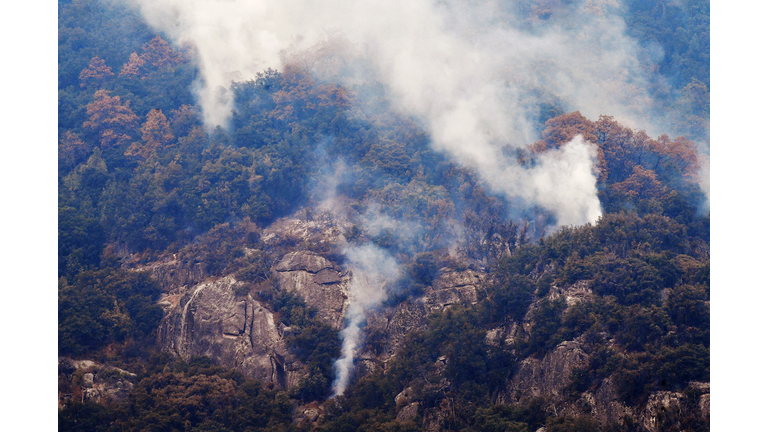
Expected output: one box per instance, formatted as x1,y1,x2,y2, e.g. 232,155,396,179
123,0,667,227
310,160,411,396
333,243,400,396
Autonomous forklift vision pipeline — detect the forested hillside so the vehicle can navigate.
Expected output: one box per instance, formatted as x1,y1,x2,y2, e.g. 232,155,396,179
58,0,709,430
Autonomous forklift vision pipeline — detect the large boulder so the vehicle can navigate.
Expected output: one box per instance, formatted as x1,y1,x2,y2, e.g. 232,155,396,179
640,391,685,432
260,211,350,251
426,268,482,309
547,280,593,308
396,402,421,423
581,378,635,426
637,383,710,432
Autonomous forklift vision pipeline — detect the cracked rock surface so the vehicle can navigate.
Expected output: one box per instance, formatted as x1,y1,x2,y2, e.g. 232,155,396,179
158,276,304,389
275,251,349,329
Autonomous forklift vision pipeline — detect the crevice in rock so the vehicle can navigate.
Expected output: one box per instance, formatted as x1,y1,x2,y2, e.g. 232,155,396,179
240,301,248,335
247,296,256,348
271,353,286,389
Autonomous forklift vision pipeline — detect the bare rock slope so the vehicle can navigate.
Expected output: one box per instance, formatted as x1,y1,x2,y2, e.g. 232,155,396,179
155,214,353,388
158,276,303,388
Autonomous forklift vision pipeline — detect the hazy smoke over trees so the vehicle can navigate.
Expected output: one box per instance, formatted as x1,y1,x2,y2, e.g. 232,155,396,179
118,0,680,228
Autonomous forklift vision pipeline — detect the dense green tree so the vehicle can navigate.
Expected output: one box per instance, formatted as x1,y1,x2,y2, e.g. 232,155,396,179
58,269,162,356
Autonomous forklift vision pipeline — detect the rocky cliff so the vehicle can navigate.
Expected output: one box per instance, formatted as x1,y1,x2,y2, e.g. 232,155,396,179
134,258,207,294
141,210,708,431
154,213,353,388
157,276,304,388
385,279,710,431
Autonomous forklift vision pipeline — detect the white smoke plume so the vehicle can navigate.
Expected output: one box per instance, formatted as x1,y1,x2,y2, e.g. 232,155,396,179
119,0,670,228
332,243,400,396
493,135,603,229
308,160,420,395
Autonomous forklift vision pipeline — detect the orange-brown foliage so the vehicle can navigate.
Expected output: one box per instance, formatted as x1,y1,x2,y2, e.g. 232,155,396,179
269,65,351,124
663,136,701,179
125,109,175,160
532,111,605,179
119,52,146,77
83,90,140,148
79,57,114,88
612,165,668,200
533,112,702,186
119,36,184,78
140,36,184,68
540,111,598,148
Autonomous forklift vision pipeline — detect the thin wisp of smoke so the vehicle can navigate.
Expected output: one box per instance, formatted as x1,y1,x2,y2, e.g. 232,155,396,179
332,243,400,396
308,160,423,396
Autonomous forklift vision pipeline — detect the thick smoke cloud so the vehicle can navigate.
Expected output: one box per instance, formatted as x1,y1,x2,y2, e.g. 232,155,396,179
491,135,603,228
120,0,674,227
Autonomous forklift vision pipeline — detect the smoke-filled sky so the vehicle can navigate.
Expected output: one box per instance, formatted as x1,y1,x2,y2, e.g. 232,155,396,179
121,0,681,227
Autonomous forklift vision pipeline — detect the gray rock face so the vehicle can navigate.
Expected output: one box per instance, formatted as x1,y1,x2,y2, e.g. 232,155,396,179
382,300,428,354
485,321,525,348
395,386,414,409
632,383,708,432
135,208,708,432
502,340,589,404
692,382,710,421
699,393,710,420
275,251,336,274
584,378,635,426
82,373,94,387
426,268,482,308
151,214,354,390
158,276,304,388
260,212,350,251
491,281,710,431
275,251,349,329
302,408,320,422
538,378,709,432
490,285,632,426
547,280,593,308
